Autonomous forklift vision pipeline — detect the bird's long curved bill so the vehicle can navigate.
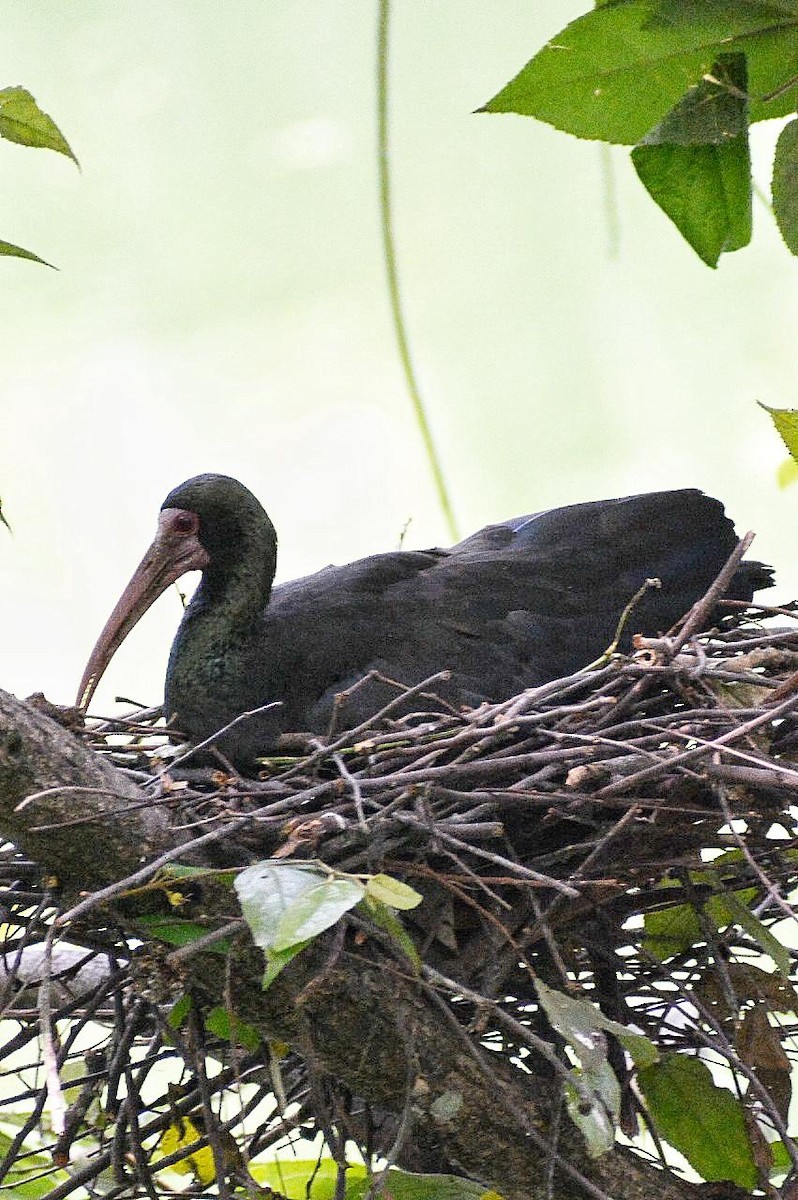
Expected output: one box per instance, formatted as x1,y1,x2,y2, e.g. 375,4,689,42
76,518,207,711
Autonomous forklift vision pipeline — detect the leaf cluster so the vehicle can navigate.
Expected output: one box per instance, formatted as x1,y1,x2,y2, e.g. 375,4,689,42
482,1,798,265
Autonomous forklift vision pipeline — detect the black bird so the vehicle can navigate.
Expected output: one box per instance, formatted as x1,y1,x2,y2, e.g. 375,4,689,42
76,474,771,764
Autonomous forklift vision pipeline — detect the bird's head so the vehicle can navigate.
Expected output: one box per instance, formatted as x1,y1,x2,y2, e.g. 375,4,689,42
75,474,277,711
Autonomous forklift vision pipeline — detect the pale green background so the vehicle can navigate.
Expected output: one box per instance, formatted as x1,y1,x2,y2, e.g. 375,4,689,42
1,2,795,713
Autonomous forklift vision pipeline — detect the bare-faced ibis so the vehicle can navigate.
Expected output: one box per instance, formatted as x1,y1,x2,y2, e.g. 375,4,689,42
76,475,772,765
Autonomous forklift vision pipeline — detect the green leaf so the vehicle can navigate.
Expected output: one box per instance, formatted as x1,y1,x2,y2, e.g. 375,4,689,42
0,86,78,164
272,877,364,950
0,1170,67,1199
261,940,310,990
235,862,365,988
362,895,421,972
480,3,798,144
534,981,631,1155
564,1059,620,1158
644,883,697,958
0,239,54,267
204,1005,261,1051
157,1113,216,1185
638,54,748,146
235,863,364,953
250,1159,360,1198
704,886,758,927
651,0,798,25
631,54,751,265
720,890,791,977
644,867,760,958
234,863,325,945
248,1159,496,1199
747,34,798,126
136,914,232,953
638,1055,757,1188
0,1129,65,1196
696,12,798,128
769,1138,792,1174
536,979,658,1068
762,401,798,462
632,138,750,265
773,117,798,253
365,873,423,910
167,994,192,1030
370,1171,500,1199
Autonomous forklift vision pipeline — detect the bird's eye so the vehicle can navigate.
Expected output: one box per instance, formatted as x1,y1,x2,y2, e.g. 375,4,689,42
172,511,199,535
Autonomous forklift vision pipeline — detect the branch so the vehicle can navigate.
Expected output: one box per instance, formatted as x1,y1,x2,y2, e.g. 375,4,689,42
0,686,700,1200
0,688,185,898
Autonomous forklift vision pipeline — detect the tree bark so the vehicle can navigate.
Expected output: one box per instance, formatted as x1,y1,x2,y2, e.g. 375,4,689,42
0,688,698,1200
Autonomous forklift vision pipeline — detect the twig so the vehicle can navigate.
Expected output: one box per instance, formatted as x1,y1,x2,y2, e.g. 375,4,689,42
38,920,66,1137
670,533,755,652
595,691,798,798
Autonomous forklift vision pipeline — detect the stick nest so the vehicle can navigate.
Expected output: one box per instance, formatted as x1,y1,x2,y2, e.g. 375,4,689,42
75,596,798,1058
4,589,798,1195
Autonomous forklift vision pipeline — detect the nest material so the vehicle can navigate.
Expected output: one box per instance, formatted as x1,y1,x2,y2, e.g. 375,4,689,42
3,596,798,1195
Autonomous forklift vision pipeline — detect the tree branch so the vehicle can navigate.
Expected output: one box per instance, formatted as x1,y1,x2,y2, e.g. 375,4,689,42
0,687,700,1200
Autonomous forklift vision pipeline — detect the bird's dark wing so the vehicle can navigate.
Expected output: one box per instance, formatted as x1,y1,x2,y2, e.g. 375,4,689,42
252,489,769,737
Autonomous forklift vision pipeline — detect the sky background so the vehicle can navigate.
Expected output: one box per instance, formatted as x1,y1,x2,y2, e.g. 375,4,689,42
2,2,797,716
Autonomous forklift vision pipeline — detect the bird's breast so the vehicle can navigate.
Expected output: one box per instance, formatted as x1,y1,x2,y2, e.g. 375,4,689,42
165,604,270,739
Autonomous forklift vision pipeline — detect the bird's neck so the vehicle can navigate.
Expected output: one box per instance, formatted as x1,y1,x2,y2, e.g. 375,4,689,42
164,531,277,738
194,547,276,636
